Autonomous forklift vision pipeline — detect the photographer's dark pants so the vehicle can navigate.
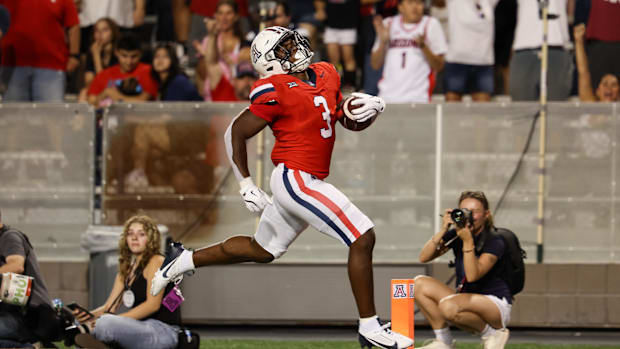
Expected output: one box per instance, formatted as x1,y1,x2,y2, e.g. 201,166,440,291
0,310,36,347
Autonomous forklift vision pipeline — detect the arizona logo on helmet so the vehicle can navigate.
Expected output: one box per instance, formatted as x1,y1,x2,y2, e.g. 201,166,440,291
251,45,262,64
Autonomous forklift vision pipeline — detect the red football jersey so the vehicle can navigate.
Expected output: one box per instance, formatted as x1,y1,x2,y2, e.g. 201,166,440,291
249,62,344,180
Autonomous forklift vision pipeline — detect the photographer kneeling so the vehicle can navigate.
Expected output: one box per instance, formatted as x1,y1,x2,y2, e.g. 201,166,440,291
416,191,511,349
0,209,53,348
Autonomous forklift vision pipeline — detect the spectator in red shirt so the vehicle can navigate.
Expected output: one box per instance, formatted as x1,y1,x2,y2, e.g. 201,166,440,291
193,24,255,102
211,61,257,101
0,0,80,102
87,33,158,107
581,0,620,92
193,0,251,100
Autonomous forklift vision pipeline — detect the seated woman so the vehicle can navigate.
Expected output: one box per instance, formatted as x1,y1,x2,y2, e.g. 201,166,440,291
79,18,121,102
73,215,180,349
415,191,512,349
574,23,619,102
151,44,202,101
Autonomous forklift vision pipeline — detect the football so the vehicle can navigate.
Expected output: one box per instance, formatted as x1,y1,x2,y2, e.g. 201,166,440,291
341,96,378,132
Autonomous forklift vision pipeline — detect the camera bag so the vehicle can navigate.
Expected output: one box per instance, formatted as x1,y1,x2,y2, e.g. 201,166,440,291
491,227,526,296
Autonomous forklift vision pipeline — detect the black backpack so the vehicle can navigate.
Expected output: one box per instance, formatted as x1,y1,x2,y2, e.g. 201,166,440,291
492,227,526,296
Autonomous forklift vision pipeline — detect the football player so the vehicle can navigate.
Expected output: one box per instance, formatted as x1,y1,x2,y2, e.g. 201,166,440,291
150,26,411,349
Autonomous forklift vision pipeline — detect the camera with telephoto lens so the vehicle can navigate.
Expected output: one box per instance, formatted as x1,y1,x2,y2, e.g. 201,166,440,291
450,208,474,229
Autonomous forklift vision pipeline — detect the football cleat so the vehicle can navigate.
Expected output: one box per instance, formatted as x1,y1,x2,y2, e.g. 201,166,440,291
358,321,414,349
150,242,195,296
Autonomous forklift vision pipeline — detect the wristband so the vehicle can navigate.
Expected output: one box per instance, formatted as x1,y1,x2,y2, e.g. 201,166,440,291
239,177,254,191
463,249,474,253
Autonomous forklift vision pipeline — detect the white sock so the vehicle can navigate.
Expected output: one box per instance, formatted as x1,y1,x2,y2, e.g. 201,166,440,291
481,324,497,337
434,327,453,345
180,250,195,271
359,315,380,333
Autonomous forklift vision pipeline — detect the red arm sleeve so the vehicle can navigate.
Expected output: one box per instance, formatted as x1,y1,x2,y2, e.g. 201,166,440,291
248,82,281,122
249,103,284,122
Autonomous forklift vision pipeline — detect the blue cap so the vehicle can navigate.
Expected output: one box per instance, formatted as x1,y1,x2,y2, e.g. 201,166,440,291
235,61,258,79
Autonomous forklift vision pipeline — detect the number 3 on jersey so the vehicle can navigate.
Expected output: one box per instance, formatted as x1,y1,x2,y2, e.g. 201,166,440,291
314,95,332,139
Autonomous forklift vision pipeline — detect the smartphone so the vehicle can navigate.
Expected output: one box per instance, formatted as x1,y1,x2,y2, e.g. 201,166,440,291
66,302,94,320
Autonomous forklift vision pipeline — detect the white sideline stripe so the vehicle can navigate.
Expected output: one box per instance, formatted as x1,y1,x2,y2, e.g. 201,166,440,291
249,83,275,99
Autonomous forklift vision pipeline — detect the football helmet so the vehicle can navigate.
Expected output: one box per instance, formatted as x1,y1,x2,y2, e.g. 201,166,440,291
251,26,314,78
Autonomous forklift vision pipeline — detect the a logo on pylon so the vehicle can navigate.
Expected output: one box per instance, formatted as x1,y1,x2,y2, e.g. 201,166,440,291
393,284,407,299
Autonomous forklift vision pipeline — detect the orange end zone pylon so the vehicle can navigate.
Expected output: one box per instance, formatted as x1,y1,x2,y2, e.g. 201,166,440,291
391,278,415,348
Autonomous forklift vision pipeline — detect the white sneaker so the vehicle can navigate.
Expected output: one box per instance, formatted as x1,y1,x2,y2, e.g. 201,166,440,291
417,339,456,349
150,242,194,296
482,328,510,349
358,321,414,349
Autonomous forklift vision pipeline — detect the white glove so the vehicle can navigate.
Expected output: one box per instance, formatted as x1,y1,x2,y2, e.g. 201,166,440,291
239,177,272,213
349,92,386,122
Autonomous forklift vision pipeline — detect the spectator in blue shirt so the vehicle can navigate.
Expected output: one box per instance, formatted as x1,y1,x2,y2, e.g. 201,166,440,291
151,43,202,101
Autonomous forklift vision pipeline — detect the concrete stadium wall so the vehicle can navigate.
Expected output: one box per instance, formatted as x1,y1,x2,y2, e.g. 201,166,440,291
430,263,620,328
39,261,89,309
37,261,620,328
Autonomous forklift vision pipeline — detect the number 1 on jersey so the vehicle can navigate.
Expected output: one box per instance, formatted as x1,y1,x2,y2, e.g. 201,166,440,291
314,95,332,139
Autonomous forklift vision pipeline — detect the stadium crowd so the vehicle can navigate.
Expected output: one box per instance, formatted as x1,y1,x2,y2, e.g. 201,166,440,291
0,0,617,104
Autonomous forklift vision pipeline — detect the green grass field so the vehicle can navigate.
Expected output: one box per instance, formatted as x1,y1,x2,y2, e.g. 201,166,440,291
54,340,620,348
197,341,620,348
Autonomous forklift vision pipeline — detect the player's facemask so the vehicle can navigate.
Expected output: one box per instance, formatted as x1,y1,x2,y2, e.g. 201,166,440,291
271,31,313,74
252,27,314,78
